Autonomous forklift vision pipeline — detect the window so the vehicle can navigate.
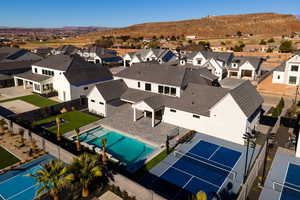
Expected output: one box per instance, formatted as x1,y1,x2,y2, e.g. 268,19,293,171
158,85,164,93
232,63,238,68
91,99,95,103
145,83,151,91
171,88,176,96
164,86,170,94
291,65,299,72
277,75,281,79
193,114,200,119
289,76,297,84
137,82,140,88
34,68,37,73
99,102,104,105
84,87,88,90
170,109,176,113
197,59,202,65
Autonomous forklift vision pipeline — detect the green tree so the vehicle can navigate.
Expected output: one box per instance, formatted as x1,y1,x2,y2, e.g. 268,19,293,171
221,41,226,46
279,40,294,53
69,153,103,197
231,41,245,52
236,31,242,37
29,160,73,200
198,41,211,50
266,48,274,53
267,38,275,43
259,40,267,45
95,39,114,48
148,40,160,48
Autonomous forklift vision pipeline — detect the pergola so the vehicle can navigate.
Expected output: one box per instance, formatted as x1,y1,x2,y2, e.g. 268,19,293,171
132,100,164,127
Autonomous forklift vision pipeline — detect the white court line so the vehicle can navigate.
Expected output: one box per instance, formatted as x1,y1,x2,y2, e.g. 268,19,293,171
7,184,37,200
208,146,221,160
217,150,242,194
278,162,290,200
0,165,41,185
156,139,200,177
0,193,7,200
170,165,220,189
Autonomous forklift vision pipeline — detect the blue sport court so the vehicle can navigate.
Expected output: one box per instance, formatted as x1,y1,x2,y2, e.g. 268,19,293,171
273,163,300,200
152,140,242,199
0,154,53,200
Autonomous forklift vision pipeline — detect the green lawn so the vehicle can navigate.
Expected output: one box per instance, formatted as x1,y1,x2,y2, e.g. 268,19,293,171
0,146,20,169
0,94,58,108
35,111,99,134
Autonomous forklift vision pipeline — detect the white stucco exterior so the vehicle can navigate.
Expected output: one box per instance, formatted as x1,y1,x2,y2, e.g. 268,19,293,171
272,54,300,85
162,94,248,144
87,87,107,116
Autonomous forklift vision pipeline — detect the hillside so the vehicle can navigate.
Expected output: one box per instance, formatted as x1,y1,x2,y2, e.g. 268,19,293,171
73,13,300,42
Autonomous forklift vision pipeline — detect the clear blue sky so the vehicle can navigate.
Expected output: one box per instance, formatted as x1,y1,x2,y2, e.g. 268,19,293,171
1,0,299,28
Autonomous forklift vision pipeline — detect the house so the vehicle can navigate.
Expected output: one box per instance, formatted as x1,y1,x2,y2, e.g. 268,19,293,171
31,47,53,58
227,56,263,80
14,55,113,101
77,45,122,65
87,63,263,144
52,45,80,55
123,48,177,67
272,53,300,85
179,51,234,80
0,47,42,63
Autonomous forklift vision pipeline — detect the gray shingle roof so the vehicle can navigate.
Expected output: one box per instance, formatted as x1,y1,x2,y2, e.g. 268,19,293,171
121,88,156,103
115,63,186,87
63,59,113,86
95,79,127,102
274,61,286,72
167,84,229,116
33,54,73,71
229,80,263,117
0,60,39,73
230,56,263,72
55,45,79,55
200,51,234,63
15,71,51,82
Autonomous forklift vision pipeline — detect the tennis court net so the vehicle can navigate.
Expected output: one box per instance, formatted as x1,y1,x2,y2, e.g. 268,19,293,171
173,150,237,180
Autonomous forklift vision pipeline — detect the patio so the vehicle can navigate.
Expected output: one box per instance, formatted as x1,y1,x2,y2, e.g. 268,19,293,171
99,103,189,146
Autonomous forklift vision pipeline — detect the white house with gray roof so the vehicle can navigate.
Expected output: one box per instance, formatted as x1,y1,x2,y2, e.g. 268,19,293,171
87,63,263,144
227,56,263,80
123,48,177,67
272,53,300,85
14,55,113,101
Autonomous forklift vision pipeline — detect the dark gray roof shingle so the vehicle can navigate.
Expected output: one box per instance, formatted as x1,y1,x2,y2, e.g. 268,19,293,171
95,79,127,101
33,54,73,71
15,71,51,82
229,80,263,117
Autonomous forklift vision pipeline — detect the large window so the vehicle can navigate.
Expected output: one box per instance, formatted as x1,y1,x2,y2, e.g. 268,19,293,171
289,76,297,84
158,85,164,93
291,65,299,72
137,82,141,88
197,59,202,65
164,86,170,94
171,88,176,96
42,69,54,76
145,83,151,91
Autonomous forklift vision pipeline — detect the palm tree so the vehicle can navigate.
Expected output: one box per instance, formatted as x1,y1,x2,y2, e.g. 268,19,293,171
69,153,102,197
196,191,207,200
74,128,81,152
56,117,61,142
101,138,108,165
28,160,73,200
0,119,7,135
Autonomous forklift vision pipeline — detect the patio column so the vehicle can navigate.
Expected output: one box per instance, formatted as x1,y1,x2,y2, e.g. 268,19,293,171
144,111,147,118
152,110,155,127
14,78,18,86
252,70,255,80
133,107,136,122
23,81,26,89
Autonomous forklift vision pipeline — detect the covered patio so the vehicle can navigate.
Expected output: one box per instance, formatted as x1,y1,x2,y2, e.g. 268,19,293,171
14,72,53,94
132,96,164,127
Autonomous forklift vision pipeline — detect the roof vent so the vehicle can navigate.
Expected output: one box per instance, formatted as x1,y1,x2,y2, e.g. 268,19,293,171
192,101,194,104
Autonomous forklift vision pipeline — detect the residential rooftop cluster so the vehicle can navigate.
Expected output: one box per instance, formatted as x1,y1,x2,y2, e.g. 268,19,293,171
0,44,300,200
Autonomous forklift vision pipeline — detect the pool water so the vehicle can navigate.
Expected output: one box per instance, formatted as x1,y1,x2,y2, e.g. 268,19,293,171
77,127,156,165
0,155,53,200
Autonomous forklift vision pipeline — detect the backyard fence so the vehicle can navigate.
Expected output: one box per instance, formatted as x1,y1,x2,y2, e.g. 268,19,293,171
237,142,267,200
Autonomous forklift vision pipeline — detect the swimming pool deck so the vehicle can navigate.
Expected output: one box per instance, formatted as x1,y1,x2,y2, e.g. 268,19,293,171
65,104,189,146
98,104,189,146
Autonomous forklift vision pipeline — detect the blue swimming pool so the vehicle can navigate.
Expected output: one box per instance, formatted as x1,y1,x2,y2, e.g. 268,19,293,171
77,126,156,166
0,154,54,200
